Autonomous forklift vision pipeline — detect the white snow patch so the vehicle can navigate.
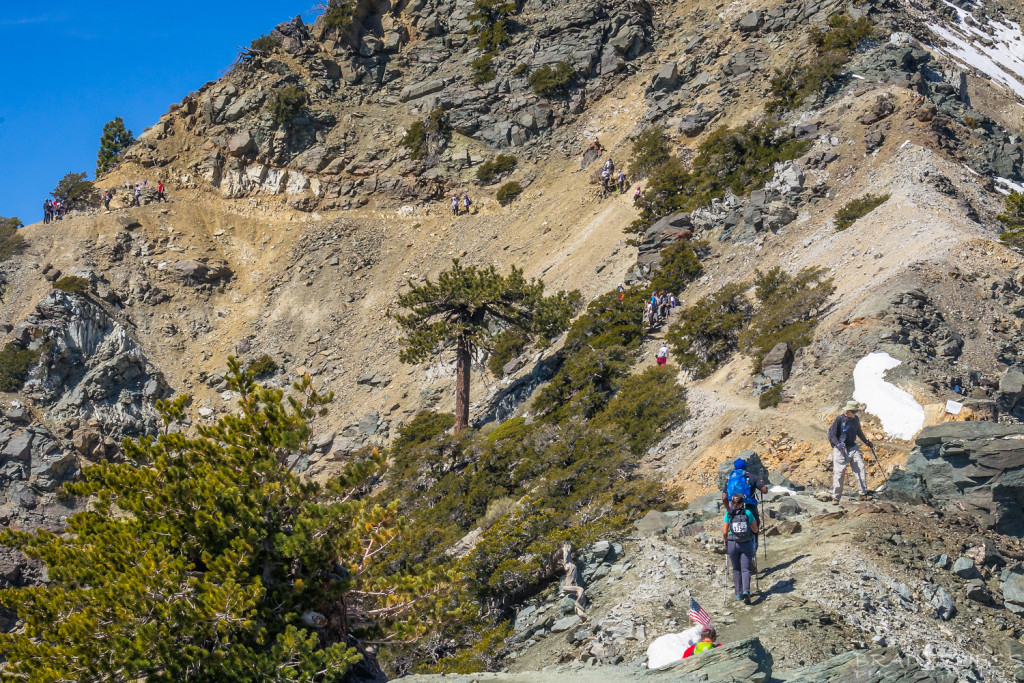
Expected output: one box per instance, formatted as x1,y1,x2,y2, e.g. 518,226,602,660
852,353,925,441
770,485,798,496
996,177,1024,195
927,1,1024,101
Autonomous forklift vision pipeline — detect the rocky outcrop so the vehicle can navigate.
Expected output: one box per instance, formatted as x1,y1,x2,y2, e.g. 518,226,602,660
19,291,166,442
882,423,1024,535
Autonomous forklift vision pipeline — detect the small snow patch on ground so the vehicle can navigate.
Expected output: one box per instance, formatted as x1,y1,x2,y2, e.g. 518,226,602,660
852,353,925,440
996,177,1024,195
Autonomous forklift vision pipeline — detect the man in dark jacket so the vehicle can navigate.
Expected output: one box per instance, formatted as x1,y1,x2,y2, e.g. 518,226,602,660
828,400,874,503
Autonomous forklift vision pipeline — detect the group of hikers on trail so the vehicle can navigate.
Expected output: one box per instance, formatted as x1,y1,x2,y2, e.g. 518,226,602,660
718,401,879,603
450,192,472,216
42,199,67,223
644,290,677,328
599,158,628,196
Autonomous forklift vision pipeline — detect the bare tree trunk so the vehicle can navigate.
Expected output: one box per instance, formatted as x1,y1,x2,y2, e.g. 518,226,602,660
454,338,471,433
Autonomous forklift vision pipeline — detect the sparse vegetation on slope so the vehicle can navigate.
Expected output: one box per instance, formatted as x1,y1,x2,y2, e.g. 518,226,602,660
834,193,890,231
629,122,811,233
999,191,1024,250
0,216,25,262
0,342,41,392
528,62,576,98
628,125,673,180
767,12,876,113
270,85,309,125
53,276,92,295
477,155,517,184
496,181,523,205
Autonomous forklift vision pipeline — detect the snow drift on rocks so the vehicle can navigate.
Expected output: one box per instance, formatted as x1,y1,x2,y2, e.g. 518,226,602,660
853,353,925,440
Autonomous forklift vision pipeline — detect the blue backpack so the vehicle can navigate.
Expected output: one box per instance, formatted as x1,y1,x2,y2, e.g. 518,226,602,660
726,470,753,505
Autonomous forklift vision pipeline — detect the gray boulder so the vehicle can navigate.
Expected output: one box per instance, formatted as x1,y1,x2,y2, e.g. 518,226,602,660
651,62,679,91
997,367,1024,419
1003,569,1024,615
881,423,1024,535
737,11,764,33
227,131,256,157
952,557,980,580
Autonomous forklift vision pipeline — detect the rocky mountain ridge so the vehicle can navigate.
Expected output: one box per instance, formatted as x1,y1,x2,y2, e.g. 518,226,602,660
4,0,1024,678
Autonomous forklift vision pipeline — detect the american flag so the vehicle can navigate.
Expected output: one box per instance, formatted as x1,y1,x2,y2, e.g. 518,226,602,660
689,597,712,628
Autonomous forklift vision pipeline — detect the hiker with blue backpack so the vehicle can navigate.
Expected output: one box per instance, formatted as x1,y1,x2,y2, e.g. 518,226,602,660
722,493,759,604
721,458,768,529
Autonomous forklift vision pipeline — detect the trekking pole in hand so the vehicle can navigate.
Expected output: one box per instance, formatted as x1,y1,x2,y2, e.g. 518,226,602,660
869,446,888,490
759,491,767,564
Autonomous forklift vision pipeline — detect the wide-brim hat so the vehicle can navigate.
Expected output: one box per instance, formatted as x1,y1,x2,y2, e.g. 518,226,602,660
843,400,864,412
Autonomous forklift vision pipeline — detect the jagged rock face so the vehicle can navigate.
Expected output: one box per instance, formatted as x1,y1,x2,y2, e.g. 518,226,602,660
21,292,165,441
882,423,1024,535
127,0,655,210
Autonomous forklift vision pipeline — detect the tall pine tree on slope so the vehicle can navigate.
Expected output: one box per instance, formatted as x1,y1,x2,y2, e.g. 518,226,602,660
96,116,134,176
393,261,579,433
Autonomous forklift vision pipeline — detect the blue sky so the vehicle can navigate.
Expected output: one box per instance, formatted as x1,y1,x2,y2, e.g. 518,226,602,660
0,1,311,225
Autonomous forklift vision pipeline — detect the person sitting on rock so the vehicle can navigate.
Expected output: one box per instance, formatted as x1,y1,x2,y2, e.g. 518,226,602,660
589,137,603,155
723,494,758,604
683,627,721,658
828,400,874,503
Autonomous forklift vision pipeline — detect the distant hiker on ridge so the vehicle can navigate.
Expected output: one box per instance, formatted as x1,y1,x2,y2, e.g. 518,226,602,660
828,400,874,503
656,342,668,366
450,194,459,216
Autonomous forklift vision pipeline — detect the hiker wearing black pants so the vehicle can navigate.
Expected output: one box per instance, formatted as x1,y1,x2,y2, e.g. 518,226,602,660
723,493,758,604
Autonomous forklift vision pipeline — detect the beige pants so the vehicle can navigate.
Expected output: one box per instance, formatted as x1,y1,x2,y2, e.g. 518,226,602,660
832,446,867,499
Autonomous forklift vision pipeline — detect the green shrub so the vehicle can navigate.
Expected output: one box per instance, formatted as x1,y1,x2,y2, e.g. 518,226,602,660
528,62,575,98
269,85,308,125
834,193,890,231
963,115,981,130
759,383,784,409
479,496,518,529
0,342,41,392
486,416,530,444
666,283,749,379
323,0,357,33
629,126,673,179
563,288,649,355
53,276,91,295
0,217,25,262
767,12,875,113
247,354,278,378
627,122,811,234
999,191,1024,250
394,411,456,452
649,241,706,294
496,181,523,205
534,345,631,421
477,155,518,184
403,108,451,162
250,34,281,53
468,0,517,52
599,365,688,455
51,172,94,205
739,266,835,373
513,63,528,77
488,329,528,376
471,52,497,84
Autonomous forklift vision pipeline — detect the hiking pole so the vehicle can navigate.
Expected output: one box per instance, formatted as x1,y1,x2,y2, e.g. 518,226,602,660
759,491,767,564
868,446,888,491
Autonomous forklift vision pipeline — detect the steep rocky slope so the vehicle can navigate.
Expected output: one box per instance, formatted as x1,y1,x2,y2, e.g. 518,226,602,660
4,0,1024,678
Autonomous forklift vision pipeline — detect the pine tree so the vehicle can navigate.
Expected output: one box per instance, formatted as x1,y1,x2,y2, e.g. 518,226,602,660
0,359,447,682
999,191,1024,250
394,261,578,433
0,216,24,262
96,117,135,176
51,171,94,204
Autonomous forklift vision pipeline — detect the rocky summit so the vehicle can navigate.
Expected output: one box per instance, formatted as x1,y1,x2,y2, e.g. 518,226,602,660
4,0,1024,680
